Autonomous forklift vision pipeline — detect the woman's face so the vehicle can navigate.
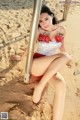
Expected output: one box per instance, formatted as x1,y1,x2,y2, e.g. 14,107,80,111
39,13,53,31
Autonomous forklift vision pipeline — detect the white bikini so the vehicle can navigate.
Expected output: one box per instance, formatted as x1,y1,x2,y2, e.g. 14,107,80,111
36,26,62,56
37,41,61,56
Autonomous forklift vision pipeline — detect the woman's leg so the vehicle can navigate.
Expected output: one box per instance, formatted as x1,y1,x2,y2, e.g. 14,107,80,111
32,53,71,103
49,73,66,120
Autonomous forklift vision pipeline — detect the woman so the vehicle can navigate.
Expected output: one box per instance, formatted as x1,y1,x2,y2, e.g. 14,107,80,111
11,5,72,120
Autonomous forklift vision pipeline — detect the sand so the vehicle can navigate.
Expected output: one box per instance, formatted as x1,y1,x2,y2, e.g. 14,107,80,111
0,0,80,120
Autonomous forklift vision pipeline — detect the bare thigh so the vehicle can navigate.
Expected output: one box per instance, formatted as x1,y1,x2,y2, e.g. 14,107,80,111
31,53,63,76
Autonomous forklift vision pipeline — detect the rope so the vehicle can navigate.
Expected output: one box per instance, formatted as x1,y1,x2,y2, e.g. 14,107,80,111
0,33,29,49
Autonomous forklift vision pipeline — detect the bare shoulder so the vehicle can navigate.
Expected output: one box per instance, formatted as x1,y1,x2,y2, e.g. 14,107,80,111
37,29,40,34
52,24,59,30
60,26,66,34
36,28,40,39
52,24,66,33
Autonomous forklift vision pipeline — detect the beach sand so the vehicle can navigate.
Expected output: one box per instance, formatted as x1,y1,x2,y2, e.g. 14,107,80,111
0,0,80,120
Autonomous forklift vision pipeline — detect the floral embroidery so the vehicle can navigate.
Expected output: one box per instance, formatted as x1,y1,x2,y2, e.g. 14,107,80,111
38,34,51,43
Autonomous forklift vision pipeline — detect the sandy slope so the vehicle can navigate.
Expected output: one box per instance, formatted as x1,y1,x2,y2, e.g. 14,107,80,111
0,0,80,120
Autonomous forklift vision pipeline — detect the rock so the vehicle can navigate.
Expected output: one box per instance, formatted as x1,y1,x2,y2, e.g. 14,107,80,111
73,69,80,76
75,62,78,66
9,108,26,120
0,103,16,112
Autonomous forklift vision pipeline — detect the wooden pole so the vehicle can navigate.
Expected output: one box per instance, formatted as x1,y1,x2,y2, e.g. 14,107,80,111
63,0,72,20
24,0,42,83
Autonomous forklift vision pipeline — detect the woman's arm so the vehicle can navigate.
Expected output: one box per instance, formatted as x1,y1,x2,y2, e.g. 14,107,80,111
33,29,39,53
10,48,28,61
59,26,73,67
11,30,39,61
59,26,66,52
22,29,39,57
24,29,39,53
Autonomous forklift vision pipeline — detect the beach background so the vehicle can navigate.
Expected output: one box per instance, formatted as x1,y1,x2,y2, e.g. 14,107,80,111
0,0,80,120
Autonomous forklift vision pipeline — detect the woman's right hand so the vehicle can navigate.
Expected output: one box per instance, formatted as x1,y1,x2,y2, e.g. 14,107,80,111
11,55,22,61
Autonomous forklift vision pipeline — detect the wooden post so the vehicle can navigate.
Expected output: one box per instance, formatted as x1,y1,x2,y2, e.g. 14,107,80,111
24,0,42,83
63,0,72,20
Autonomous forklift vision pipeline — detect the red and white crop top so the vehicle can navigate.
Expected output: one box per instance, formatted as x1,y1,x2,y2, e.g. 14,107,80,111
36,26,64,56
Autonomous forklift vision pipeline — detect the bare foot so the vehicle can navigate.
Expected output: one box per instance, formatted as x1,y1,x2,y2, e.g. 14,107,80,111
33,85,43,104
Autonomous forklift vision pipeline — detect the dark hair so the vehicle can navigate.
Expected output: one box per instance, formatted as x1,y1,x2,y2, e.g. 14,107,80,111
39,5,58,27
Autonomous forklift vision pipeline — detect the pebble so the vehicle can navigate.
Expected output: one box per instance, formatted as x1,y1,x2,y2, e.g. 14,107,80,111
73,69,80,76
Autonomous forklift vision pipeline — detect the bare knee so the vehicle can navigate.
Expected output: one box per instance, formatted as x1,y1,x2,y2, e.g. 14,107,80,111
61,52,72,62
55,78,66,92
